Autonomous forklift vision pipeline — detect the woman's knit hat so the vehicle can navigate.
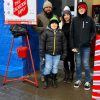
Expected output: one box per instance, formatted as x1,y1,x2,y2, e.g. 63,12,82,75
43,1,52,9
63,6,70,11
63,10,71,16
62,6,71,16
62,10,72,23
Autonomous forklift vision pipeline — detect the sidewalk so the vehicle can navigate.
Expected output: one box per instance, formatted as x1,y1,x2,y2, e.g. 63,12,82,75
0,61,92,100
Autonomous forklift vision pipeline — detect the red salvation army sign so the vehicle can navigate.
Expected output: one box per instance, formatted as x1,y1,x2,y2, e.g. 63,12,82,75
4,0,37,25
13,0,28,17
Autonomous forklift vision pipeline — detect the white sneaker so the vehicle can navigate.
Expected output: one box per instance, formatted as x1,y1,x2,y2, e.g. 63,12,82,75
74,80,82,88
84,82,90,90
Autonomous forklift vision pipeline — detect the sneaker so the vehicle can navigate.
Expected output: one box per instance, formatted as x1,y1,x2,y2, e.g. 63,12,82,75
84,82,90,90
63,77,71,83
74,80,82,88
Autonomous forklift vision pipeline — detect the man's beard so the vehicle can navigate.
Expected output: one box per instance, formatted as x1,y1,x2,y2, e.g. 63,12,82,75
44,11,53,19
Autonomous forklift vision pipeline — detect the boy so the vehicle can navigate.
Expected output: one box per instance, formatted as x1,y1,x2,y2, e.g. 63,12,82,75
40,16,67,88
70,2,96,90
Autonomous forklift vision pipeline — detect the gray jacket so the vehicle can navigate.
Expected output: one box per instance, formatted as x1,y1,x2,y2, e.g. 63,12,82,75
33,11,56,34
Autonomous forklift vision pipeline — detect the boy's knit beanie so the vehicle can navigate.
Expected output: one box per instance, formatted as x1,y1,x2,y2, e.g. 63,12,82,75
49,16,59,25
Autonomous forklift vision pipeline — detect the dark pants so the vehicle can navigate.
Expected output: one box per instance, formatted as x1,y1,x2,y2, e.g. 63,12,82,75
63,49,75,78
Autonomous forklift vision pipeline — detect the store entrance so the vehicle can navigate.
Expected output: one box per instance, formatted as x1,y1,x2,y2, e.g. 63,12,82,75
49,0,75,17
49,0,62,17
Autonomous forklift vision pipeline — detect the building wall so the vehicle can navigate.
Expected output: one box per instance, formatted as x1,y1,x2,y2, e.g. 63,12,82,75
92,0,100,5
84,0,100,16
84,0,93,16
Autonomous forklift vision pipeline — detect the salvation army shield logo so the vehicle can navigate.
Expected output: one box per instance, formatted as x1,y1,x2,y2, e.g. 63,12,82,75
13,0,28,17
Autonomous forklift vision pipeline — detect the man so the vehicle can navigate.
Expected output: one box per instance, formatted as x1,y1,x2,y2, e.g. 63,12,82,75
33,1,57,82
33,0,56,34
70,2,96,90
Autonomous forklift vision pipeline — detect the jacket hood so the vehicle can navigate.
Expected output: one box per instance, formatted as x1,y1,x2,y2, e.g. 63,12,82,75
77,2,88,17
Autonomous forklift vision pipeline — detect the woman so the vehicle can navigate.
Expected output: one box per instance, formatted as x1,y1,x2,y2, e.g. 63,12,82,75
61,9,75,83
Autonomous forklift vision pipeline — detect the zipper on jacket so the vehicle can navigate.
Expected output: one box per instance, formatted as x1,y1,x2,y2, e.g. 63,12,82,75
82,21,84,29
53,31,56,55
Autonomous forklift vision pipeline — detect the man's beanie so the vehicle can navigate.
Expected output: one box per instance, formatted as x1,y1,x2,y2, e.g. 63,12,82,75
49,16,59,25
43,1,52,9
78,2,87,12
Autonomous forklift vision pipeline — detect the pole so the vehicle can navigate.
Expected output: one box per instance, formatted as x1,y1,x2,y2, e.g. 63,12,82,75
79,0,83,2
74,0,77,16
92,34,100,100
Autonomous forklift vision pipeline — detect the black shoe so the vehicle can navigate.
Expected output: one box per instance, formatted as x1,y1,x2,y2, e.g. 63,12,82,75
70,72,74,81
63,78,71,83
43,75,49,89
63,77,68,83
67,79,72,83
52,74,57,88
52,80,57,88
43,81,48,89
41,76,45,82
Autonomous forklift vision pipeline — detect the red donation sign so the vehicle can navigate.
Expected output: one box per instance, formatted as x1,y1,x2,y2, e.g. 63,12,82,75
13,0,28,17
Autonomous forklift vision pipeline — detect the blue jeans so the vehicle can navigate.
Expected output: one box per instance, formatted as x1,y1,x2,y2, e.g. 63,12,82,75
75,47,91,82
43,54,60,75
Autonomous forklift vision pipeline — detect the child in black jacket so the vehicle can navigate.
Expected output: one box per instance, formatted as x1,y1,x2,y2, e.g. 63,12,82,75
40,16,67,88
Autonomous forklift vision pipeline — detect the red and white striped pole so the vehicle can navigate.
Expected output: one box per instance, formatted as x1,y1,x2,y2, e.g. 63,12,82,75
92,34,100,100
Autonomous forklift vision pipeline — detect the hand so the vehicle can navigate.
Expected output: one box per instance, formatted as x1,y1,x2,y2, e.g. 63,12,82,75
42,58,45,61
72,48,78,52
60,55,66,61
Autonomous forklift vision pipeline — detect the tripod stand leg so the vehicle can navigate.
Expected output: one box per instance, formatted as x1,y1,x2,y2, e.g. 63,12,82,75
3,38,14,84
26,35,38,87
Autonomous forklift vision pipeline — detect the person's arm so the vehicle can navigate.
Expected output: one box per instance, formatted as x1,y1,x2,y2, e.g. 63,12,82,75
70,18,78,52
33,16,45,34
70,18,74,49
90,18,96,40
40,31,46,58
62,32,67,60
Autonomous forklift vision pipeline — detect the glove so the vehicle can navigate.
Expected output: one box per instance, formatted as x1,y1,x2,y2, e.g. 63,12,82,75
41,58,45,67
42,58,45,62
72,48,79,53
60,56,66,61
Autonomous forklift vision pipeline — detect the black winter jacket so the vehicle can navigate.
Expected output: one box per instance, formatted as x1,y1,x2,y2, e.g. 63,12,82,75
70,16,96,49
62,23,70,49
40,27,67,59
